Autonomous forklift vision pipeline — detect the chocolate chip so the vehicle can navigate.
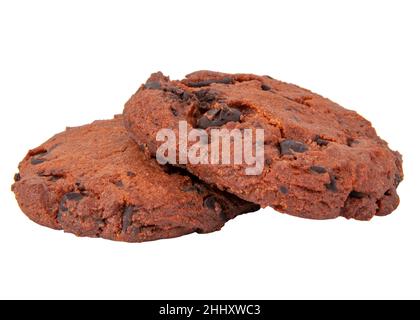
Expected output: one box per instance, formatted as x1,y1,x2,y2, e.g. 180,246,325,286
325,176,338,192
204,196,218,210
197,106,241,129
349,191,366,199
219,77,234,84
49,175,63,181
31,158,45,165
30,151,48,165
144,81,161,90
280,186,288,194
279,140,308,155
75,181,87,193
14,173,21,182
58,192,84,219
194,89,218,103
187,77,234,88
166,86,185,98
114,180,124,188
219,106,241,123
170,107,179,116
346,137,358,147
196,116,213,129
127,171,136,177
122,205,135,233
194,90,218,112
261,84,271,91
314,135,329,147
310,166,327,174
65,192,84,201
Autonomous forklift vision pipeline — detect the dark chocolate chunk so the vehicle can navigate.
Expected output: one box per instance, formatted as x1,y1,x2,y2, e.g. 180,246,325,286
204,196,218,210
31,158,45,165
310,166,327,174
58,192,84,220
122,205,135,233
314,135,329,147
30,151,48,165
65,192,84,201
194,89,218,103
114,180,124,188
75,181,86,193
14,173,21,182
166,86,185,99
187,77,233,88
261,84,271,91
49,175,63,181
325,176,338,192
196,115,214,129
206,109,220,116
170,107,179,116
127,171,136,177
194,90,218,112
349,191,366,199
279,140,308,155
144,81,161,90
280,186,289,194
346,137,358,147
197,106,241,129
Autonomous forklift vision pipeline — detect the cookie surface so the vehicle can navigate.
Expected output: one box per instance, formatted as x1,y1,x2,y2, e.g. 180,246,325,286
12,116,259,242
124,71,403,220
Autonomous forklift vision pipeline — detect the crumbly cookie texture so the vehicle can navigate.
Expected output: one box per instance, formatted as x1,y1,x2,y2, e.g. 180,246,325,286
12,116,259,242
124,71,403,220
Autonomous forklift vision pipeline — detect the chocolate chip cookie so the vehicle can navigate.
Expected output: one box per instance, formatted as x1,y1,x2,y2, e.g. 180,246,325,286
124,71,403,220
12,116,259,242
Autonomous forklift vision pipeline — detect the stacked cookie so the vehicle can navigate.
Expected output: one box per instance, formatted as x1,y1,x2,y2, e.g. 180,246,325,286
12,71,403,242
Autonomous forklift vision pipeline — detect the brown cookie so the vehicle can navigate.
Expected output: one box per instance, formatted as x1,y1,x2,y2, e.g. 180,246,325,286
124,71,403,220
12,116,259,242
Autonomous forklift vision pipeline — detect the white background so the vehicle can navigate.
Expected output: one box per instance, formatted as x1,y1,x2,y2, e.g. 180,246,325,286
0,0,419,300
